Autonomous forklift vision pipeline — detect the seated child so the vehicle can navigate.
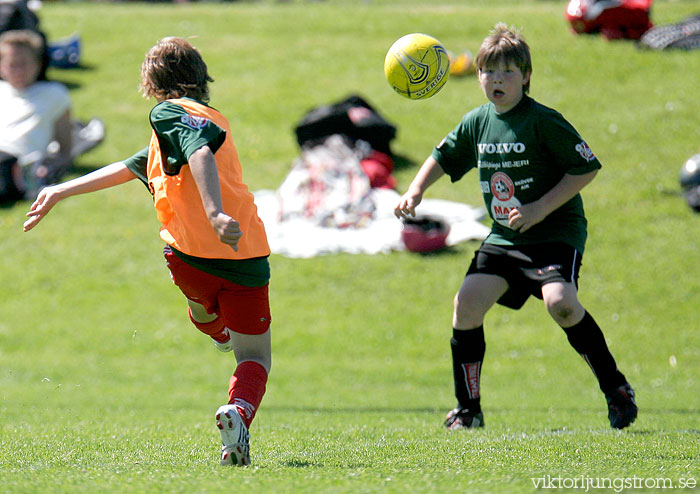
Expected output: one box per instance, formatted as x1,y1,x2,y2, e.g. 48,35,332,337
0,29,71,203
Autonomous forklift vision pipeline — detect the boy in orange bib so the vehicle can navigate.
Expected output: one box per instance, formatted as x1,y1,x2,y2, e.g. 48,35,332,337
24,37,271,466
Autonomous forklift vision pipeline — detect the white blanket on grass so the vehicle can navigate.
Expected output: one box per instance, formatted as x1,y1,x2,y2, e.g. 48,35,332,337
253,188,490,258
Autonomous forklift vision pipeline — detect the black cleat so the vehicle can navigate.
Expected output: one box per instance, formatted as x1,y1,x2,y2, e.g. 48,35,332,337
444,407,484,430
605,383,638,429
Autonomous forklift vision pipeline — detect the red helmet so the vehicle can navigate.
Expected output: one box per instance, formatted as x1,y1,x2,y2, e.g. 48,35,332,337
401,216,450,253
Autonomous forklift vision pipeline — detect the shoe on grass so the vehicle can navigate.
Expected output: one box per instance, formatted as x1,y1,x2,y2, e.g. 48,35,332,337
444,407,484,430
605,383,638,429
216,404,250,466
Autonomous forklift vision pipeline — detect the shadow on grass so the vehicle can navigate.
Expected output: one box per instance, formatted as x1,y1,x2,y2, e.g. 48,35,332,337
51,63,98,91
0,199,22,210
266,405,443,414
391,152,417,173
70,162,107,175
56,80,83,91
282,460,325,468
405,245,466,257
267,404,700,419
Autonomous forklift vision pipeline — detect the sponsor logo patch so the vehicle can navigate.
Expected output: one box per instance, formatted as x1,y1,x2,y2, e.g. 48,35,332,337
478,142,526,154
180,114,210,130
489,171,521,228
575,141,595,162
490,171,514,201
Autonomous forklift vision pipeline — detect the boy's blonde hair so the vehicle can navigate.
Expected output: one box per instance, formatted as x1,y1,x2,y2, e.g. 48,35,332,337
140,37,214,103
475,23,532,93
0,29,44,62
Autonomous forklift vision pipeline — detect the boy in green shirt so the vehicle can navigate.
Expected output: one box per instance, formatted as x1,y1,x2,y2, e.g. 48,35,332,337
395,23,637,430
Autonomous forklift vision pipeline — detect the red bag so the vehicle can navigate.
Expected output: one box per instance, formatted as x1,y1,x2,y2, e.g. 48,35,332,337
360,150,396,190
566,0,653,40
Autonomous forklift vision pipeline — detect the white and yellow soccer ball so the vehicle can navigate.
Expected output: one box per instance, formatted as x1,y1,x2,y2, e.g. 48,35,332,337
384,33,450,100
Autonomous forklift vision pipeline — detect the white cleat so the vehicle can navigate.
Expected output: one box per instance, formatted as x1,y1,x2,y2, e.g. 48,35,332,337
216,404,250,466
214,328,233,353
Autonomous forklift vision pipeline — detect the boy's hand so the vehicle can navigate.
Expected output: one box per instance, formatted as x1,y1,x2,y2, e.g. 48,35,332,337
210,212,242,251
508,202,547,233
509,171,598,233
394,156,444,219
394,190,423,219
23,186,62,232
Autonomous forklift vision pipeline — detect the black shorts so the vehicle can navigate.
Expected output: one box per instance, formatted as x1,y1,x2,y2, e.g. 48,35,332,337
466,242,582,310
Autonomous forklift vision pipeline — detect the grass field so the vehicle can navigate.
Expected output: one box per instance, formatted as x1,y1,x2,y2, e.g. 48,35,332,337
2,1,700,493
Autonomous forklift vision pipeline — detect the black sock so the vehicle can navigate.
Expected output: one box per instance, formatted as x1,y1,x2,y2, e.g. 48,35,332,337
451,326,485,411
562,311,627,392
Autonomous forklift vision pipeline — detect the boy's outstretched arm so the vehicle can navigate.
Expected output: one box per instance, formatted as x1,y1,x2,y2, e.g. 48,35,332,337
24,161,137,232
508,170,598,233
188,145,242,252
394,156,445,219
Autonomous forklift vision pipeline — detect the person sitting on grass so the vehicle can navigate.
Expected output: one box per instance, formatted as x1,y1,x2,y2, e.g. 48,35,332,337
395,23,637,431
24,37,272,466
0,29,71,204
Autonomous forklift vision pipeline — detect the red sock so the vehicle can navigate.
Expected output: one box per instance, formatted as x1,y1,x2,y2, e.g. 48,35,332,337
188,308,228,343
228,361,268,428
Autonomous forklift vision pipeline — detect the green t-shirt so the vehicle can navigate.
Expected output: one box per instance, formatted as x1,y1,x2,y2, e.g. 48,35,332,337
432,95,601,253
169,246,270,288
122,99,270,287
124,98,226,181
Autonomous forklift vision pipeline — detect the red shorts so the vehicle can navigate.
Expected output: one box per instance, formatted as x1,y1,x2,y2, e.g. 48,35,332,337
164,248,271,335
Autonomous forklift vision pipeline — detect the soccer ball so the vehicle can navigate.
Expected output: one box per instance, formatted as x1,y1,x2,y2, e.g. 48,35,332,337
679,154,700,189
447,49,476,77
384,33,450,100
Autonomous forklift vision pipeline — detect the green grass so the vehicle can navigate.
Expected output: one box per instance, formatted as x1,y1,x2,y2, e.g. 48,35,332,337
2,1,700,493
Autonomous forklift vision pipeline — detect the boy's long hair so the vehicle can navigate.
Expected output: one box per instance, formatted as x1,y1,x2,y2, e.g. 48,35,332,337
140,37,213,103
475,23,532,94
